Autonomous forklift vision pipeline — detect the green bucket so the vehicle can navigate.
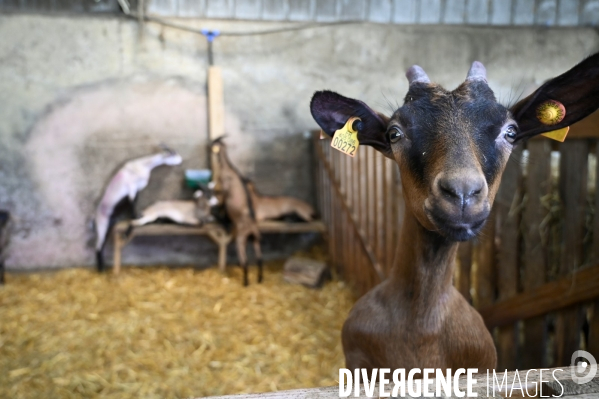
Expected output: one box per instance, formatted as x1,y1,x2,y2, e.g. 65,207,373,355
185,169,212,189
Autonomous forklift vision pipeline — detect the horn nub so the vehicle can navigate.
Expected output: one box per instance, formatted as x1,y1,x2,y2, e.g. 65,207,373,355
406,65,431,85
466,61,487,82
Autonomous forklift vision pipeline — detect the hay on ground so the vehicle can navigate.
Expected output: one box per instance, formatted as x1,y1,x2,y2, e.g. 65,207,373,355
0,259,354,399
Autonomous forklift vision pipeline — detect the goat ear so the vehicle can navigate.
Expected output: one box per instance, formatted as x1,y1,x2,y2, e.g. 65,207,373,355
511,52,599,141
310,90,391,157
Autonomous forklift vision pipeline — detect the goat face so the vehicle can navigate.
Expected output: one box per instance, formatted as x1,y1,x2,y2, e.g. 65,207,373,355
157,144,183,166
311,53,599,241
162,151,183,166
385,73,513,241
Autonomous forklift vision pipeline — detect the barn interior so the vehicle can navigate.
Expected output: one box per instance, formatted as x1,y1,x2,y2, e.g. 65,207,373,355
1,1,599,398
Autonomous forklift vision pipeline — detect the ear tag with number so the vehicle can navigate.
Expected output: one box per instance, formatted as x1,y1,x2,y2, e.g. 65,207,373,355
331,117,361,157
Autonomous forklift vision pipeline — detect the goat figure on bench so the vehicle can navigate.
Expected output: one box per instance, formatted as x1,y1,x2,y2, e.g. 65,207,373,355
311,54,599,372
211,138,263,286
211,138,318,286
94,145,182,272
245,181,315,223
129,188,219,228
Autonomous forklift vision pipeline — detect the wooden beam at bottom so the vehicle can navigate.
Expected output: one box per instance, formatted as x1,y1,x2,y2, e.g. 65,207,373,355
198,366,599,399
479,263,599,328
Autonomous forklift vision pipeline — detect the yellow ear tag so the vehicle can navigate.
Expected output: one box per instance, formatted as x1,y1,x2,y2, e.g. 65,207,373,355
536,99,569,142
331,117,361,157
541,126,570,142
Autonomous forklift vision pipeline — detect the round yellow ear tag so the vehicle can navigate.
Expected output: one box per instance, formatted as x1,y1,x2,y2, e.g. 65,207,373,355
536,100,566,126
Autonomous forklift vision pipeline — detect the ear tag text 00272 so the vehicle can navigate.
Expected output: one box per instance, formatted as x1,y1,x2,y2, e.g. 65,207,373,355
537,99,570,142
331,117,361,157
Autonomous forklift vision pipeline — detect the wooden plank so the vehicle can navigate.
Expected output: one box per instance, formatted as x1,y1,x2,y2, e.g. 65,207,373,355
208,66,225,140
257,220,326,233
555,140,589,366
331,149,340,272
316,141,385,281
208,66,224,177
522,141,551,291
497,323,518,373
593,142,599,263
495,146,522,370
374,151,382,271
386,160,397,275
588,299,599,362
114,221,227,235
522,140,552,369
479,262,599,328
365,147,371,245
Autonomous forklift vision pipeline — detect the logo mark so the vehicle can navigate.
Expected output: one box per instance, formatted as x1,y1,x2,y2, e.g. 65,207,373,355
571,350,597,384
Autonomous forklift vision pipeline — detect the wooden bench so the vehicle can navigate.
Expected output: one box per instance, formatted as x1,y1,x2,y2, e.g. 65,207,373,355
112,220,326,274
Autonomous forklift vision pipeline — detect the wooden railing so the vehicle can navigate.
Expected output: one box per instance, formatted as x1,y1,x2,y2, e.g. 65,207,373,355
313,132,404,295
314,125,599,371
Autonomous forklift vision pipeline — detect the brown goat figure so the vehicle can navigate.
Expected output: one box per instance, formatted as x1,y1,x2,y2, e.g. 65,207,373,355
245,181,314,223
211,138,262,286
311,54,599,372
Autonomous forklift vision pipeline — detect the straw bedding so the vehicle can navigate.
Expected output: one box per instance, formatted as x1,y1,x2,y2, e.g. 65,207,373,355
0,260,354,399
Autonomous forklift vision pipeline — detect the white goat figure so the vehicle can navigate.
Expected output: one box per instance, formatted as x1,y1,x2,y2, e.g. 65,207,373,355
130,189,219,227
94,145,182,271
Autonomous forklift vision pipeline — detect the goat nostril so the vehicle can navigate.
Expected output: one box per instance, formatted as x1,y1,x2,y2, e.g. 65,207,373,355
439,183,461,199
470,188,482,197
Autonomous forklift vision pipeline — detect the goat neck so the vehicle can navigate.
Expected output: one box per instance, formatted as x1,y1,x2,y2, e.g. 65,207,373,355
385,208,457,327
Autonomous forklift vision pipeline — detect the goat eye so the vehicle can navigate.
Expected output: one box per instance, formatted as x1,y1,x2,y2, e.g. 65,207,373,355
504,125,517,143
388,126,405,143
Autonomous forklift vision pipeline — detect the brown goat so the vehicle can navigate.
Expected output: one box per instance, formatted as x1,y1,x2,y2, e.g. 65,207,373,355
245,181,314,222
311,54,599,372
211,138,262,286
